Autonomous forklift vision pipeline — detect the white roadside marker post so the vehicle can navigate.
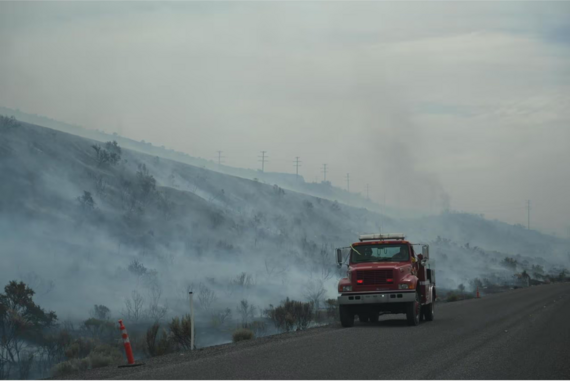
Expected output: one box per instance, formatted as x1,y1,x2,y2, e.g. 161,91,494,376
189,291,194,351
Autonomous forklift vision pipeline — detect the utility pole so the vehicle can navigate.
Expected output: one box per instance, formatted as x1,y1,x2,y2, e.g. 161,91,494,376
527,200,531,230
258,151,268,172
189,291,194,351
216,151,224,166
346,173,350,192
322,164,328,182
294,157,302,181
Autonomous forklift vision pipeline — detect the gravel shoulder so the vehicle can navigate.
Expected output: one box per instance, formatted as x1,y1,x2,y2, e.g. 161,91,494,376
60,323,340,380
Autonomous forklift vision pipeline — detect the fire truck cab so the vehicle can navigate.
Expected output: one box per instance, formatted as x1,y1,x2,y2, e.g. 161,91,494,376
336,233,436,327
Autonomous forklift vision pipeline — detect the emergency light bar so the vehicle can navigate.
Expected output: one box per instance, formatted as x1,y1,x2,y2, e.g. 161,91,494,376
359,233,406,241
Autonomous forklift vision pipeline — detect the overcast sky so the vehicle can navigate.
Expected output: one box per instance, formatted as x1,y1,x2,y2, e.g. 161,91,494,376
1,1,569,236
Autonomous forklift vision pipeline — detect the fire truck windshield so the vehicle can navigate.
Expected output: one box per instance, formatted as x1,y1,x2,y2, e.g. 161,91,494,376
351,244,410,263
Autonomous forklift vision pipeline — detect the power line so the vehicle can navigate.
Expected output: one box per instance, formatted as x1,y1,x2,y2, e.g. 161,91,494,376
321,164,328,182
465,206,526,214
293,157,302,181
258,151,268,172
454,200,528,210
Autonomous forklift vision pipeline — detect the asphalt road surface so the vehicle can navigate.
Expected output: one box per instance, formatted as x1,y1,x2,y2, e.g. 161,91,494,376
81,283,570,380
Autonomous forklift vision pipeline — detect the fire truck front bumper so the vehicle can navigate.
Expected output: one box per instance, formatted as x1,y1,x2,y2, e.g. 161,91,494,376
338,291,415,305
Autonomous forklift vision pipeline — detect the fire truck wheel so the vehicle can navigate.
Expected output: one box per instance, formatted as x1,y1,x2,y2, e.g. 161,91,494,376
406,292,421,326
424,299,435,321
340,305,354,327
423,303,434,321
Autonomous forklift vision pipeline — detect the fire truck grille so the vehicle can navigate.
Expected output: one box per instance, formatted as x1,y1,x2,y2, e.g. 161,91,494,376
356,270,394,285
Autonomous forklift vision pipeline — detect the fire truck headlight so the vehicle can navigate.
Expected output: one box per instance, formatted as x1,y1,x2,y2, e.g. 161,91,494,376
398,284,410,290
342,286,352,292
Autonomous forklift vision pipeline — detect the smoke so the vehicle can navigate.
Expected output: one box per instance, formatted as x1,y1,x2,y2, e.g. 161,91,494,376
1,121,567,350
343,81,452,214
0,123,354,330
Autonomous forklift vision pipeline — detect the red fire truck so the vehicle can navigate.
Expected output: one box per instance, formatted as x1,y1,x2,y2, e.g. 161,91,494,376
336,233,436,327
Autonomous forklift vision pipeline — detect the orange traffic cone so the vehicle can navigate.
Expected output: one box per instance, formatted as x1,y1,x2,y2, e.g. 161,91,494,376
118,320,144,368
476,287,480,298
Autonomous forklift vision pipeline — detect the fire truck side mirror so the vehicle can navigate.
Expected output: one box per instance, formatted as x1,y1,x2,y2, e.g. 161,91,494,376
422,245,430,260
336,249,343,266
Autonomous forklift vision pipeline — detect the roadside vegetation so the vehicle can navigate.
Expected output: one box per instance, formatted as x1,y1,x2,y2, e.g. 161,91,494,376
0,279,340,379
3,124,570,379
440,270,570,303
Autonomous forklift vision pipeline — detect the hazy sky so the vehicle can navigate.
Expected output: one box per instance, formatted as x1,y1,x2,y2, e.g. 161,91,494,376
1,1,569,236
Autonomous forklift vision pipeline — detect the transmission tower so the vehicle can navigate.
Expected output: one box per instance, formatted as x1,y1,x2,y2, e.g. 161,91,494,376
258,151,268,172
527,200,531,230
294,157,302,181
216,151,224,166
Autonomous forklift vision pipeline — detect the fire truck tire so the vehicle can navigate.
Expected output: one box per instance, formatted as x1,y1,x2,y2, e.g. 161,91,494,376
406,292,421,326
340,305,354,327
424,291,435,321
424,301,434,321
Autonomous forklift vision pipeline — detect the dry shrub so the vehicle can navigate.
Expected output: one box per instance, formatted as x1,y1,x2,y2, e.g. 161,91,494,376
88,344,123,368
51,343,123,376
52,360,76,378
64,337,96,359
314,309,328,323
325,299,338,320
249,320,267,336
51,358,90,378
242,321,267,337
82,318,116,342
169,315,193,350
145,323,160,356
89,354,113,369
232,328,254,343
143,322,175,357
446,293,460,302
265,298,314,332
209,308,232,331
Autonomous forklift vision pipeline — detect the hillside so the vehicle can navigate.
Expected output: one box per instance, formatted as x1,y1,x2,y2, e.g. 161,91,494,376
1,118,568,344
0,106,412,216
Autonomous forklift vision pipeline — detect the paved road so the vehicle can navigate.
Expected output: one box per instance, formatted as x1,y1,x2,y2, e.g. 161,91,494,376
86,283,570,379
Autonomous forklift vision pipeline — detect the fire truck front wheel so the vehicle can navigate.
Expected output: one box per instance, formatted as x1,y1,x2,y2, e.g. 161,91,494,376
339,305,354,327
424,293,435,321
406,291,421,326
423,302,434,321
